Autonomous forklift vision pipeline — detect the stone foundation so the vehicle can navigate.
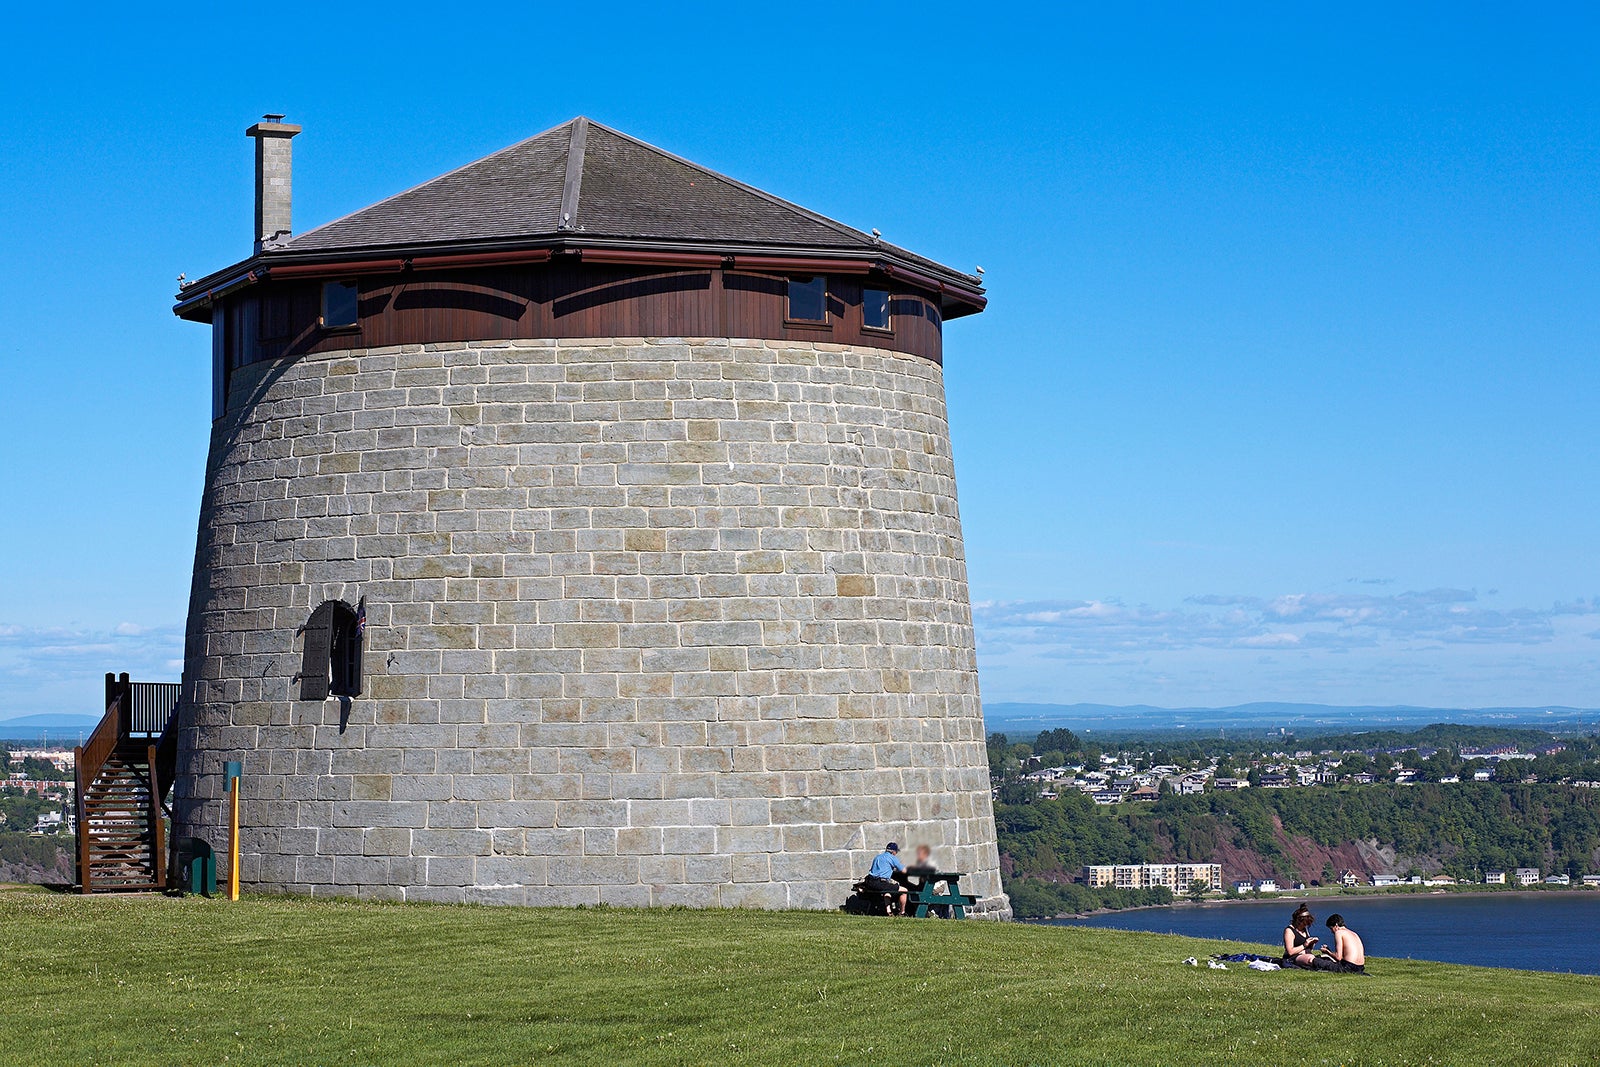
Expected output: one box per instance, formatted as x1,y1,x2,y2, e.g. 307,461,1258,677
174,336,1009,918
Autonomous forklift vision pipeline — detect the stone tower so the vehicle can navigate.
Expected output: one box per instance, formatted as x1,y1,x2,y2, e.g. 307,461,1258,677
172,116,1007,916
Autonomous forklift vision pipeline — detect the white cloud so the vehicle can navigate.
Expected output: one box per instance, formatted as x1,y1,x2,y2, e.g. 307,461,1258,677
974,589,1600,706
0,622,185,716
977,589,1600,656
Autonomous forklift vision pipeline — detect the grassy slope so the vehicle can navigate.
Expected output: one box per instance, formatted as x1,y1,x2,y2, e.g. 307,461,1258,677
2,888,1598,1066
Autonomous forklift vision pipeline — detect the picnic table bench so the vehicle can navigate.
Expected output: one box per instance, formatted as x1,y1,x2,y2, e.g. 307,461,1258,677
846,867,979,918
899,867,978,918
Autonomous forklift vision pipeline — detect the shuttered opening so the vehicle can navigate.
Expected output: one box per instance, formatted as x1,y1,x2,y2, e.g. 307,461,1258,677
298,600,363,700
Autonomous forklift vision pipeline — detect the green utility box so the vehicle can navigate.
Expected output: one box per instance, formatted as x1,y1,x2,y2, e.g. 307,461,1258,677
174,837,216,897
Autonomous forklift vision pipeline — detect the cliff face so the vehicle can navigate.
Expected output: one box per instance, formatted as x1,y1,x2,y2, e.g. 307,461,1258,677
996,803,1486,890
0,834,73,886
1209,819,1410,883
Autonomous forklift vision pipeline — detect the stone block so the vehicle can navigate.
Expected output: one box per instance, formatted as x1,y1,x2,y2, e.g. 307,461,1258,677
413,829,492,856
548,856,639,886
718,881,787,908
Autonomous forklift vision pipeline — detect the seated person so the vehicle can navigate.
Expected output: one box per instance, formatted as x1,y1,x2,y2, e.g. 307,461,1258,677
908,844,950,917
862,842,907,915
1314,914,1366,973
1281,904,1319,968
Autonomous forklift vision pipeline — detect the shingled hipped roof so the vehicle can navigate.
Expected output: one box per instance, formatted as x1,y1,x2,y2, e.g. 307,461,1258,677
292,117,900,254
177,117,984,317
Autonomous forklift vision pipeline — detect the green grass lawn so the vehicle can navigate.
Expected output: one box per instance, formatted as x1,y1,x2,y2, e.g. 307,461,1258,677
3,886,1598,1066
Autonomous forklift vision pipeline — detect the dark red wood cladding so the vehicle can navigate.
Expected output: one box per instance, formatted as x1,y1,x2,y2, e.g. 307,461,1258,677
219,260,943,386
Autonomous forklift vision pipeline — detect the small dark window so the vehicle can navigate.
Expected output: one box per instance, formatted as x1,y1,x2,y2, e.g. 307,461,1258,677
299,599,364,700
321,280,359,329
863,288,891,331
787,276,827,322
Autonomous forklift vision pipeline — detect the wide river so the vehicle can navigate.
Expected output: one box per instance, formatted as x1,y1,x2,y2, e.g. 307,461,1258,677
1047,892,1600,975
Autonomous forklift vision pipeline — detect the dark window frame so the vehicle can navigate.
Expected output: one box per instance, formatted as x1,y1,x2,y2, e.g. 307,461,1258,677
785,275,829,325
320,280,360,331
862,287,893,333
298,599,364,700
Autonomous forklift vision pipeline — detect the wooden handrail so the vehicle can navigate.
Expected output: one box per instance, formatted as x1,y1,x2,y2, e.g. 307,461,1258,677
73,750,89,894
80,675,126,786
147,744,167,889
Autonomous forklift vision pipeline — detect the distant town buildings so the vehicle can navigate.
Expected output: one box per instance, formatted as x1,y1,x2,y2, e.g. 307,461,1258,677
1515,868,1542,886
998,733,1587,810
3,747,76,831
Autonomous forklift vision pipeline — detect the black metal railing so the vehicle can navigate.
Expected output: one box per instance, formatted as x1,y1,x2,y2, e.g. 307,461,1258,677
127,681,181,738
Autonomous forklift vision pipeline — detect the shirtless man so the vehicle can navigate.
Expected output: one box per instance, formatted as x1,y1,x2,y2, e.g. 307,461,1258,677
1315,914,1366,973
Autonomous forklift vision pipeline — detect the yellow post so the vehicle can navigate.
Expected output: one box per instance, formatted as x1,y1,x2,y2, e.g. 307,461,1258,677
225,760,242,901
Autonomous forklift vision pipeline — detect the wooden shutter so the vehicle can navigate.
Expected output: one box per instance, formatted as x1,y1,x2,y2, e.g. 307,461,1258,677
343,613,363,696
329,602,363,697
299,603,334,701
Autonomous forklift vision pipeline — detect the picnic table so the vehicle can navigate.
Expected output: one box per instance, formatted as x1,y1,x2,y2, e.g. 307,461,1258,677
898,866,978,919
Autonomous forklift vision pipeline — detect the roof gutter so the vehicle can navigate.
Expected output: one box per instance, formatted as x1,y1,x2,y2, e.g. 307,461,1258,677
172,268,264,319
266,247,557,278
174,244,984,318
727,254,874,276
174,249,561,318
576,248,723,269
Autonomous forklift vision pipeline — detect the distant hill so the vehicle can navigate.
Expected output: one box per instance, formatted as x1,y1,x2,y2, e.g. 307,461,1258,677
0,713,99,743
983,701,1600,737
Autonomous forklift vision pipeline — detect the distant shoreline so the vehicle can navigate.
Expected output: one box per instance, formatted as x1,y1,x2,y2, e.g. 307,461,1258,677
1037,883,1600,921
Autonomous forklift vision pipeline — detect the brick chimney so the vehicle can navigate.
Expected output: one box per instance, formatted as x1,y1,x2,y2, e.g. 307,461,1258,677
246,114,302,252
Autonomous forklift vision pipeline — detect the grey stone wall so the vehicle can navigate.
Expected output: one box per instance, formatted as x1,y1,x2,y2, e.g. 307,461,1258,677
174,337,1009,917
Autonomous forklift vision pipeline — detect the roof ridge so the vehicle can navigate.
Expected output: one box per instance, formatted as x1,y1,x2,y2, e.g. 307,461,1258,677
284,117,580,249
558,117,589,231
581,119,875,248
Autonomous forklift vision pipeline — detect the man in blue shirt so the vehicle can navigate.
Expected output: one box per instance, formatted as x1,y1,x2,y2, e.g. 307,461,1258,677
863,842,908,915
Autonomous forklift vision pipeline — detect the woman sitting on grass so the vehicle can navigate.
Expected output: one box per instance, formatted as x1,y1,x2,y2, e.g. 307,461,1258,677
1281,904,1320,969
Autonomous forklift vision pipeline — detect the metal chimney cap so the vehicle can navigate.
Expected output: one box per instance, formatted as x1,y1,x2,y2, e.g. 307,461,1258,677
247,115,302,138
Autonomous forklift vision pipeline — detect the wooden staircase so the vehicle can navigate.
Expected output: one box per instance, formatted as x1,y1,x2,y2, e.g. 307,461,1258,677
75,673,181,894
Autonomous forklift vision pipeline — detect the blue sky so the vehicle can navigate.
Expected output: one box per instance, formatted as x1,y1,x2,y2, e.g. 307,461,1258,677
2,3,1597,716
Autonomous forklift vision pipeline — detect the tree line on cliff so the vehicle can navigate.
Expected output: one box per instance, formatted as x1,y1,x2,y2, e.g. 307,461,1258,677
996,783,1600,916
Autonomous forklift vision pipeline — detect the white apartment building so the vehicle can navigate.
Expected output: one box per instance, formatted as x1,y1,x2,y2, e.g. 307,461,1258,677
1515,867,1541,886
1083,865,1116,888
1083,862,1224,892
